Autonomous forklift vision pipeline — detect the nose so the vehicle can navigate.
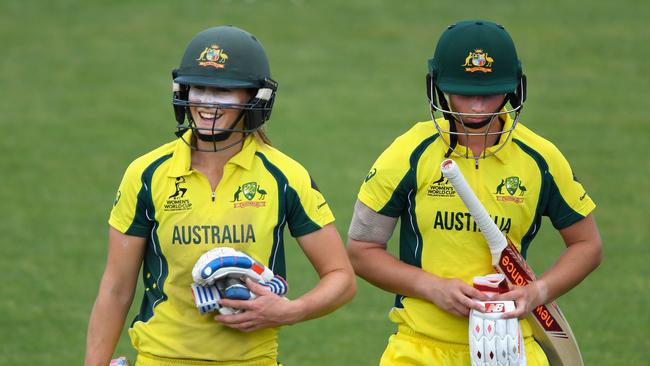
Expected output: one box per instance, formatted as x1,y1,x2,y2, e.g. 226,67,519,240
470,97,486,113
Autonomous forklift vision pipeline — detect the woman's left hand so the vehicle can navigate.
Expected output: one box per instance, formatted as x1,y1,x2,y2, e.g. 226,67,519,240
215,278,302,332
493,280,548,319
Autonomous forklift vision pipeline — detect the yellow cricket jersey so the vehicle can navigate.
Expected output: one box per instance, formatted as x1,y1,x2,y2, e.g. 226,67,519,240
358,115,596,344
109,133,334,362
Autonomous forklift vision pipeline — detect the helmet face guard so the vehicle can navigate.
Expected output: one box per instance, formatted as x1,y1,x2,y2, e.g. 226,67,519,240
172,77,277,151
426,72,526,159
426,20,526,159
171,26,278,152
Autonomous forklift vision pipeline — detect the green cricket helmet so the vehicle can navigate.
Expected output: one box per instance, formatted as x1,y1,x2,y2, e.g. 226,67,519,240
172,25,277,149
425,20,527,159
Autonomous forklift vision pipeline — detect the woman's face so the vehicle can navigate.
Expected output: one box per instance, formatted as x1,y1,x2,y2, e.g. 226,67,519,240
448,93,506,125
188,86,250,134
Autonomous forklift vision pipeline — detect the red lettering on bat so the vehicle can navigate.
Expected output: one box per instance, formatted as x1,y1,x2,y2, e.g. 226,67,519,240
533,305,563,332
499,251,530,286
497,244,565,333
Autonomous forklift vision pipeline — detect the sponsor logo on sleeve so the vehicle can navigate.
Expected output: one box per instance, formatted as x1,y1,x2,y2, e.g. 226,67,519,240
364,168,377,182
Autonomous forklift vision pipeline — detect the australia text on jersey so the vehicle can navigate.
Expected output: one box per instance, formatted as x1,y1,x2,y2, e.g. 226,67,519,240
433,210,512,233
171,224,256,245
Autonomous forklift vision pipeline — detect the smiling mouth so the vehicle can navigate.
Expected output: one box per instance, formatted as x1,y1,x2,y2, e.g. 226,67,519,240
198,111,223,121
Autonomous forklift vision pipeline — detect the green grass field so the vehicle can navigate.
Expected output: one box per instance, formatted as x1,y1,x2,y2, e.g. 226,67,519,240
1,0,648,364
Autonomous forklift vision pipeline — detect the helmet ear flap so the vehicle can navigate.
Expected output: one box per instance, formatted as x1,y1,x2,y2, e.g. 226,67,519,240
244,78,278,130
508,74,527,109
427,71,455,122
172,68,189,124
426,72,436,107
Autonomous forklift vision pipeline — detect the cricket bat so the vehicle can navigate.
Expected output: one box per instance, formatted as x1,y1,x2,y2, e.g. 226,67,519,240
440,159,583,366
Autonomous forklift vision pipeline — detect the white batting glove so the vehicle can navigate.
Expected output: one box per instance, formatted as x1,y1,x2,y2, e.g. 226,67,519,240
190,247,288,315
469,274,526,365
191,247,275,286
191,275,289,315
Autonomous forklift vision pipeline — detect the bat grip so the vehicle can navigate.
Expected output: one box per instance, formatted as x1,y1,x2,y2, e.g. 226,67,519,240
441,159,507,265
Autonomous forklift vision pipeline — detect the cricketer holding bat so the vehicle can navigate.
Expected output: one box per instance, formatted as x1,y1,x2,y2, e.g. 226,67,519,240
85,26,355,366
347,20,602,365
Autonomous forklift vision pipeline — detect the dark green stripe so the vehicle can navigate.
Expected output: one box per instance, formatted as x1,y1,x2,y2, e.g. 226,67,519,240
512,139,547,258
130,154,172,324
377,172,413,217
546,182,585,229
513,139,584,257
392,134,439,308
378,134,440,219
255,152,291,278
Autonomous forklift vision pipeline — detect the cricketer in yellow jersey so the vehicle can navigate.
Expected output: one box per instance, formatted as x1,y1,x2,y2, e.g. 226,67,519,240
347,20,602,366
85,26,355,366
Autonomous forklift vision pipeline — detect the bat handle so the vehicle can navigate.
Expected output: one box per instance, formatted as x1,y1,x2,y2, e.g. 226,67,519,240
441,159,508,261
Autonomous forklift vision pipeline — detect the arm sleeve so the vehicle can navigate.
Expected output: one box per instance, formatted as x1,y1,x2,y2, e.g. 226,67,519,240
285,172,335,238
544,148,596,229
357,138,414,217
108,162,152,237
348,200,398,244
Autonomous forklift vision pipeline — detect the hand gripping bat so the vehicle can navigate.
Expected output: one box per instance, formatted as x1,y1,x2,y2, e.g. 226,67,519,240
441,159,583,366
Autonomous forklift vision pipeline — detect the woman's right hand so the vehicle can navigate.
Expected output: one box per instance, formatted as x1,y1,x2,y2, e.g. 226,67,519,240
424,277,489,317
215,278,302,332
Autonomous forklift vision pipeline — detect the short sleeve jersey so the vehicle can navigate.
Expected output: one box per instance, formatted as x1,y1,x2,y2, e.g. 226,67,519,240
357,115,595,344
109,133,334,361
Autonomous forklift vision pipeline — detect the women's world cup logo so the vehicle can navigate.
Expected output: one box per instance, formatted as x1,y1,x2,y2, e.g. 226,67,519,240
197,45,229,69
462,49,494,73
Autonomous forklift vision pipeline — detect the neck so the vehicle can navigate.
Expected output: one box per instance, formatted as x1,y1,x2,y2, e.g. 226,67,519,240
192,134,245,169
191,138,243,192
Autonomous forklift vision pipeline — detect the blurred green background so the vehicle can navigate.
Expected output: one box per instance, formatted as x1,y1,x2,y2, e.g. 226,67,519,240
1,0,648,365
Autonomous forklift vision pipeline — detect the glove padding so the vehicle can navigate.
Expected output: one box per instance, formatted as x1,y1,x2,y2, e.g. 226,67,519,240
469,274,525,366
191,274,289,315
192,247,275,286
469,301,525,365
190,247,288,315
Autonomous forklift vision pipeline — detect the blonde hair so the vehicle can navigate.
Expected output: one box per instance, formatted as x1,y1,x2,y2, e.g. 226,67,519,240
246,88,272,146
253,127,272,146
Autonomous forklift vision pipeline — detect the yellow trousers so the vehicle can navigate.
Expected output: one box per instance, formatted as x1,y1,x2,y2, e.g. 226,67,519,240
380,325,549,366
135,353,281,366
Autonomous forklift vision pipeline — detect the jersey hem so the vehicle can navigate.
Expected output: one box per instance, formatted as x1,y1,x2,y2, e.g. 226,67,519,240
108,219,148,237
358,191,396,217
